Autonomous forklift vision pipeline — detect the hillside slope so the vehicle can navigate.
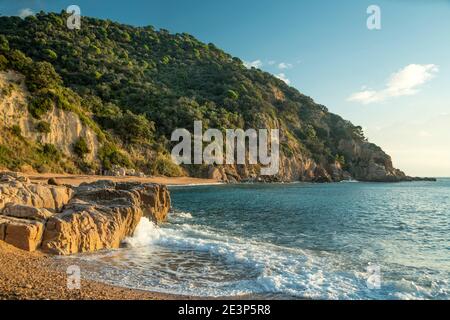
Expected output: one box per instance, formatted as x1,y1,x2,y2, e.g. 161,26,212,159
0,11,411,182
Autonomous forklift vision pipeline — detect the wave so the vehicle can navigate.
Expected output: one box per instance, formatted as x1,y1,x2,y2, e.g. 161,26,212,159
90,218,449,299
120,219,364,298
124,218,162,248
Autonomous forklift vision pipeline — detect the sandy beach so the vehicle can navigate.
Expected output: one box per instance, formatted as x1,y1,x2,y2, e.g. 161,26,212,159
24,173,221,187
0,240,193,300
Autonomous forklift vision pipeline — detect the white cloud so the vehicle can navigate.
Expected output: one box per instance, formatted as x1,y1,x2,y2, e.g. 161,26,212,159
348,64,439,104
243,60,263,69
268,60,276,66
418,130,433,138
275,73,291,85
18,8,34,19
278,62,293,70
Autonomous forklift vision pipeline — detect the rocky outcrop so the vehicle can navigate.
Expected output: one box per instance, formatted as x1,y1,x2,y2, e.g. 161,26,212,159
0,173,171,255
41,190,144,255
0,172,73,212
338,139,408,182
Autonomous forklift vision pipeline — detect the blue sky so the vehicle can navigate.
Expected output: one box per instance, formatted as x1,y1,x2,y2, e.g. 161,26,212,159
1,0,449,176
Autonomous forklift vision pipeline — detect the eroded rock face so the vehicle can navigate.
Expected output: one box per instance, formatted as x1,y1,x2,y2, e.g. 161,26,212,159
74,181,171,223
115,182,171,223
41,193,144,255
0,173,171,255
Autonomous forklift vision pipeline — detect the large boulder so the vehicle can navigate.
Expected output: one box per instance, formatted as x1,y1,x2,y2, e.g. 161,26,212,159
0,216,44,252
3,203,54,221
0,172,72,251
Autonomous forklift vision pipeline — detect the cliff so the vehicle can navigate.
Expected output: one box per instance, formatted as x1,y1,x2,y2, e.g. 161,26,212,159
0,12,417,182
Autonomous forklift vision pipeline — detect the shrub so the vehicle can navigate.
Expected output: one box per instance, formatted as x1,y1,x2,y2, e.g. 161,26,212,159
0,54,8,71
0,83,14,97
335,154,346,166
0,35,9,52
73,137,90,158
227,89,239,100
44,49,58,61
113,111,155,144
151,153,184,177
0,145,21,170
98,144,131,170
28,91,53,119
41,143,61,161
7,50,32,72
10,125,22,137
35,121,51,133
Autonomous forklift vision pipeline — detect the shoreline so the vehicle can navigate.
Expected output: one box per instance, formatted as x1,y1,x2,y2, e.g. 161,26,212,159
24,173,222,187
0,240,261,300
19,173,441,188
0,240,194,300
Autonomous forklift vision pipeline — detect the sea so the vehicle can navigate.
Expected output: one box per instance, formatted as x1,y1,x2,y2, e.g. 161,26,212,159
69,179,450,300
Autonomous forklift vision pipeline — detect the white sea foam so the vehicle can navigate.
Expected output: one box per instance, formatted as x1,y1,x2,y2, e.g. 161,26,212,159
117,218,366,298
124,218,161,247
171,211,193,219
80,215,449,299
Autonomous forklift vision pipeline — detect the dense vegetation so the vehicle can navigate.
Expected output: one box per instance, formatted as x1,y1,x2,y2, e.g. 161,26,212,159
0,11,377,178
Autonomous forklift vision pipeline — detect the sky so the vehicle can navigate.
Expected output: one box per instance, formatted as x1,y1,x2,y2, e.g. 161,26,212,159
1,0,449,176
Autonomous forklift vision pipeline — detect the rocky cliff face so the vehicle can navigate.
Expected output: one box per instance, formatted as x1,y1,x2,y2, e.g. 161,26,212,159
206,138,408,183
0,71,99,165
0,172,171,255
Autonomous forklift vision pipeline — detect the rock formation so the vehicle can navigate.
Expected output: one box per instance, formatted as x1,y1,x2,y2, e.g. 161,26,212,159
0,172,171,255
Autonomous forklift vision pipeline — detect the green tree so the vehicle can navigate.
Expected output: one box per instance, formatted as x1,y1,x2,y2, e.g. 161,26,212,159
0,54,8,70
114,111,155,144
26,62,62,92
44,48,58,61
0,35,9,52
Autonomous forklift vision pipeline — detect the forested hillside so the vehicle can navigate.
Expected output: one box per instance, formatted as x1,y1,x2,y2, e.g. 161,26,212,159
0,11,409,182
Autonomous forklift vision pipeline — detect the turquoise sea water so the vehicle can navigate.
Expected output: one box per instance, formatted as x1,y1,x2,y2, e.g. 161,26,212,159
76,179,450,299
